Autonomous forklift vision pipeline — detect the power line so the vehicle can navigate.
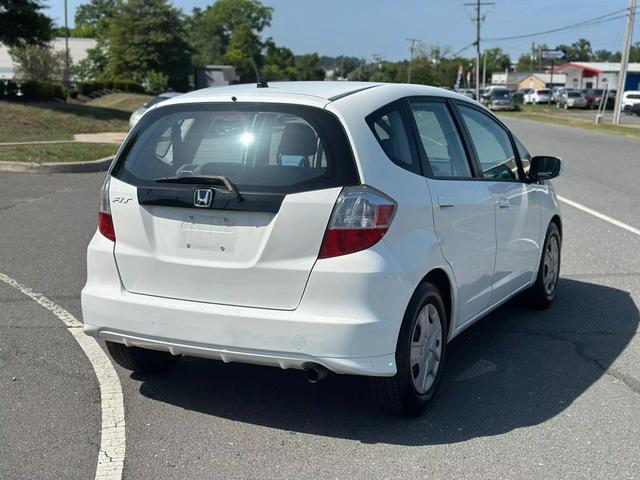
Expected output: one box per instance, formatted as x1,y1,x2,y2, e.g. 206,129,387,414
484,8,630,41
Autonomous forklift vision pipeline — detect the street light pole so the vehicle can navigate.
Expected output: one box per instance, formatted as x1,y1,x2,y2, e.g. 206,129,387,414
64,0,70,102
613,0,637,124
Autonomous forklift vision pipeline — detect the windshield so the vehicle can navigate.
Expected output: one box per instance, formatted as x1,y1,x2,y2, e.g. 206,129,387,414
491,90,510,99
113,103,359,194
537,90,550,95
567,92,581,98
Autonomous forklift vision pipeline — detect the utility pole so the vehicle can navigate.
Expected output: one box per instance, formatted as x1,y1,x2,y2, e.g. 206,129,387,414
482,52,487,88
614,0,637,124
465,1,494,100
64,0,70,102
407,38,419,83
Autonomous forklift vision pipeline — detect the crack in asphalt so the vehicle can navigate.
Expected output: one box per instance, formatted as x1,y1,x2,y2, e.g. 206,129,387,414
516,329,640,396
0,179,87,213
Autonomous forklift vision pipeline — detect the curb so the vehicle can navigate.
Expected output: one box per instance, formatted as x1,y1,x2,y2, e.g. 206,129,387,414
0,156,113,174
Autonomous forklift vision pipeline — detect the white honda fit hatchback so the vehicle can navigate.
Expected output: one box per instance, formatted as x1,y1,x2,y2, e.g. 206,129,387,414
82,82,562,416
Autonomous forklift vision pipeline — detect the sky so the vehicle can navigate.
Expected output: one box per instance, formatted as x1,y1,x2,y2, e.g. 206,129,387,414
46,0,637,62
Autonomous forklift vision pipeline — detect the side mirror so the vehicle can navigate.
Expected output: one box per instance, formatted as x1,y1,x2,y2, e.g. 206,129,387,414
530,156,561,181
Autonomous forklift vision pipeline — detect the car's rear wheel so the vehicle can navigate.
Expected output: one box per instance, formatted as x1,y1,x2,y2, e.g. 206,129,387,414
525,221,561,309
105,341,179,373
370,282,448,416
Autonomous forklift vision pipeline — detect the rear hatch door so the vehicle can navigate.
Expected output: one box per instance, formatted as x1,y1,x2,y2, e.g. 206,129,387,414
108,102,359,310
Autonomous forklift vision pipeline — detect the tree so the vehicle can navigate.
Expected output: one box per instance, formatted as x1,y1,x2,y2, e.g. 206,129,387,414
0,0,52,47
593,49,621,62
9,43,66,81
262,39,297,80
558,38,593,62
295,53,325,81
107,0,191,90
71,0,116,80
74,0,115,38
189,0,272,67
629,42,640,63
482,48,511,82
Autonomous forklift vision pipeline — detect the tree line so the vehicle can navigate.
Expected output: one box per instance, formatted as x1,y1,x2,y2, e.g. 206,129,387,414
2,0,640,93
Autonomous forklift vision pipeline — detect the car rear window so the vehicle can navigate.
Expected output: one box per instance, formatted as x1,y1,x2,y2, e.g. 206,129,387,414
113,103,359,194
567,92,581,98
537,90,550,95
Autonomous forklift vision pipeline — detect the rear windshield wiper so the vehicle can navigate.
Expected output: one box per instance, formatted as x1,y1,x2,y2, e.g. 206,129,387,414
156,175,242,199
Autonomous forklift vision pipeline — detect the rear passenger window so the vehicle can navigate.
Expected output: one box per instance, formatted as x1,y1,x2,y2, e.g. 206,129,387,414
458,105,519,181
367,104,420,174
409,101,472,178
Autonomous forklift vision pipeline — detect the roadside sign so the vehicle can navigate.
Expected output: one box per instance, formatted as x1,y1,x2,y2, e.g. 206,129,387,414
541,49,567,61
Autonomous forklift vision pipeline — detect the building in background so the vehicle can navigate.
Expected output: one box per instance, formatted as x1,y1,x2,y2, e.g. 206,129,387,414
0,37,97,80
490,72,531,90
194,65,239,89
517,73,567,90
554,62,640,91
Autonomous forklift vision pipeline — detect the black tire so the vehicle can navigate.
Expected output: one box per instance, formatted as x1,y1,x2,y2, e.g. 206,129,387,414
525,222,561,309
624,105,631,115
105,341,179,373
370,282,449,416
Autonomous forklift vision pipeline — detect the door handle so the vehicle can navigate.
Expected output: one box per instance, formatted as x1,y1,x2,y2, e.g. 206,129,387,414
498,196,510,208
438,195,455,208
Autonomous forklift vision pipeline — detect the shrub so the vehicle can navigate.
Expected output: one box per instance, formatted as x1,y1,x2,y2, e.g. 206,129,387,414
78,81,104,96
103,80,114,90
6,80,19,96
69,89,79,99
146,70,168,95
20,81,66,100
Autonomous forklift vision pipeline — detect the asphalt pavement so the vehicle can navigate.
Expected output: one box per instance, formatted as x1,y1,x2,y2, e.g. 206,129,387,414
1,118,639,479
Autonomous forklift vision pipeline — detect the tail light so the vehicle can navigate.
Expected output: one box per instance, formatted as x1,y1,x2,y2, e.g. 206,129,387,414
318,185,396,259
98,176,115,242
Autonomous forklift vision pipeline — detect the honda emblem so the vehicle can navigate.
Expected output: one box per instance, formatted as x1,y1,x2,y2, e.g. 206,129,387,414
193,189,213,208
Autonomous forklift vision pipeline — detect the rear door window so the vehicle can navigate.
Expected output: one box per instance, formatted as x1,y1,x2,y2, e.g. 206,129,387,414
114,103,358,194
408,101,472,178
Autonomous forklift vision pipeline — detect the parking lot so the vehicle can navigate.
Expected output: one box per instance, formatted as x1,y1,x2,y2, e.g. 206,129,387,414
1,117,639,479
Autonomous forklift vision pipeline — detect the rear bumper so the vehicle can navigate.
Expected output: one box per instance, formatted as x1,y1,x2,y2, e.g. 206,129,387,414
81,232,413,377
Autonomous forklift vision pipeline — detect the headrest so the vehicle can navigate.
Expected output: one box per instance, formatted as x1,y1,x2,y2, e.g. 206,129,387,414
278,123,318,157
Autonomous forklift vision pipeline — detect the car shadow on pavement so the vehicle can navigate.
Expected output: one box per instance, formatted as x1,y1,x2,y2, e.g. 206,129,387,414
136,278,638,445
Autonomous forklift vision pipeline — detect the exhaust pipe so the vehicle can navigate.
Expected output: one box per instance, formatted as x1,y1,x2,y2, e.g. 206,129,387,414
305,365,329,383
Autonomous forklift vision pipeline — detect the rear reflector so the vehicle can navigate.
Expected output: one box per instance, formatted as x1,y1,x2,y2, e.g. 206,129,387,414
318,185,396,259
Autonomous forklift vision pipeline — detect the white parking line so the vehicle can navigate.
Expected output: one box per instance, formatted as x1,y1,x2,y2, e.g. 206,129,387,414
558,195,640,237
0,272,125,480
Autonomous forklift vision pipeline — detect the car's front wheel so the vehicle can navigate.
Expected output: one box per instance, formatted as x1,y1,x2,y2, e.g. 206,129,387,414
106,341,179,373
525,221,561,308
370,282,448,416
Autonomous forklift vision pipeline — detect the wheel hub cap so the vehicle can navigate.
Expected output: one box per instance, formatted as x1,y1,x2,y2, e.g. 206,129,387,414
410,304,443,394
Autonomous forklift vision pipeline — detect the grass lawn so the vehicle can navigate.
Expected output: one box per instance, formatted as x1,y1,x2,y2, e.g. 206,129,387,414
87,93,154,112
0,99,131,143
499,104,640,140
0,143,118,163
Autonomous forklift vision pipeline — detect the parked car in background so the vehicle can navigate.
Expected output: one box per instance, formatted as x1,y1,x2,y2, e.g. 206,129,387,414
551,87,563,102
621,90,640,114
630,102,640,116
524,89,552,104
83,81,562,416
557,90,587,109
486,88,515,111
458,88,476,100
514,88,532,104
129,92,183,129
582,88,616,109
